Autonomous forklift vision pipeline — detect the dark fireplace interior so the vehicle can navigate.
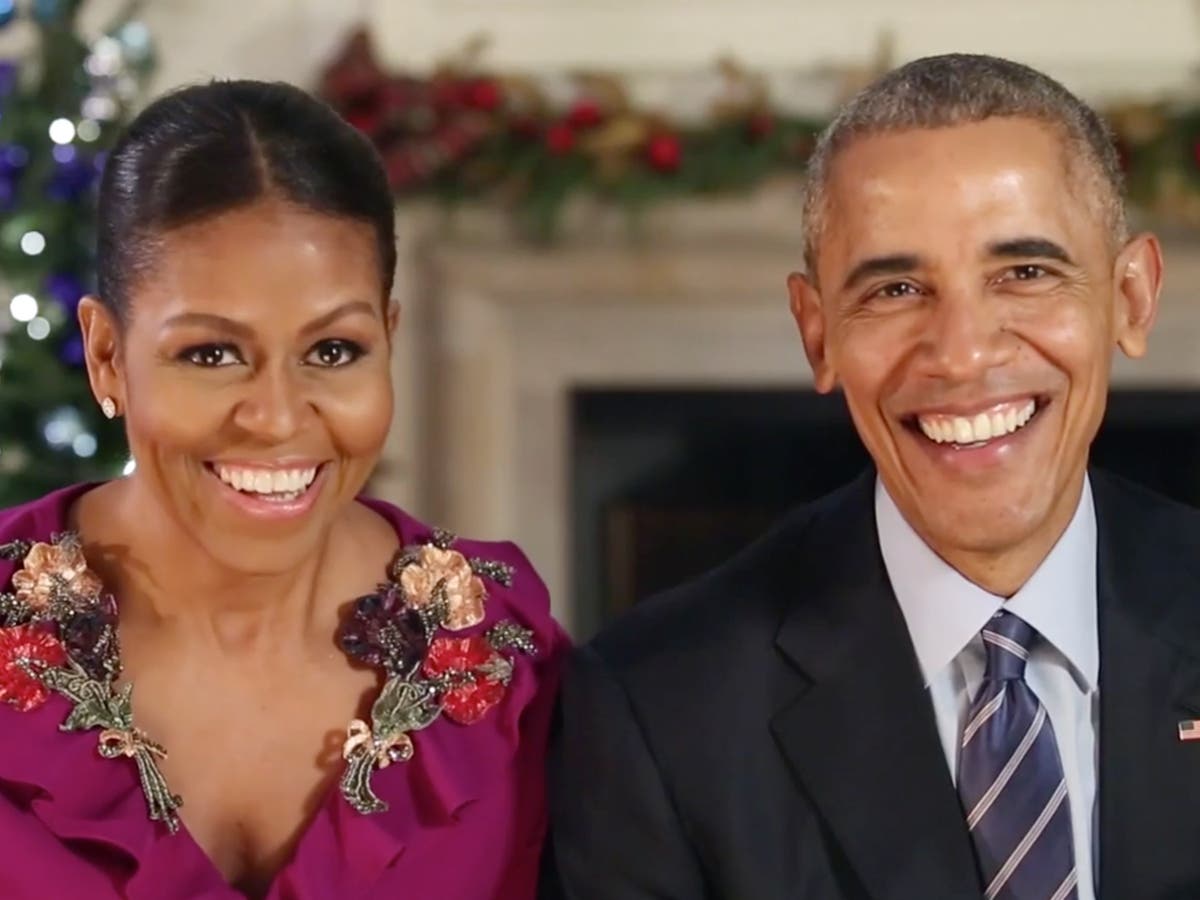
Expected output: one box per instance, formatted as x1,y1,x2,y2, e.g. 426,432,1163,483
571,388,1200,639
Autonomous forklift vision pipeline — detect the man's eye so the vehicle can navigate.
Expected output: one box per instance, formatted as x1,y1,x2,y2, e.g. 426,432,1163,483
871,282,920,300
181,344,242,367
1011,264,1048,280
305,339,364,368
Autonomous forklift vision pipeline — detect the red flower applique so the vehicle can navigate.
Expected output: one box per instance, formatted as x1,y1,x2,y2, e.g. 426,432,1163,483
422,635,513,725
0,625,68,712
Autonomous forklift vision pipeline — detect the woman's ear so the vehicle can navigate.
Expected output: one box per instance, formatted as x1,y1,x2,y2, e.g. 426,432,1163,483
77,297,125,414
386,298,401,343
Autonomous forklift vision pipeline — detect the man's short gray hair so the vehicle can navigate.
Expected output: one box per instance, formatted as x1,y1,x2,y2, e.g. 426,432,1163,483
801,53,1127,275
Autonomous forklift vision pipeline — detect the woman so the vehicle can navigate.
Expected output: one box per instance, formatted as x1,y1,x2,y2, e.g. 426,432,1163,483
0,81,566,899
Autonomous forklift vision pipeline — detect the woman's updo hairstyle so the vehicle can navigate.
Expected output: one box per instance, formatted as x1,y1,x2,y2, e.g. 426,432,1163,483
97,79,396,319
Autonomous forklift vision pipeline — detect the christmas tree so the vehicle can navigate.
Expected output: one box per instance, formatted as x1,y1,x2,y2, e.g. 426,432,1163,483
0,0,152,505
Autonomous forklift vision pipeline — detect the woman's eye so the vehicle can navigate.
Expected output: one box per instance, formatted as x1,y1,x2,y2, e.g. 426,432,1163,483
305,339,364,368
181,344,242,367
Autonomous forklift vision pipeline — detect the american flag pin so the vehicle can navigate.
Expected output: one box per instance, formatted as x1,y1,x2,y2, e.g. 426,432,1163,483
1179,720,1200,741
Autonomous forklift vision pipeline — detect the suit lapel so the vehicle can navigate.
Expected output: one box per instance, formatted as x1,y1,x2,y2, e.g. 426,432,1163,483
770,474,981,900
1094,473,1200,898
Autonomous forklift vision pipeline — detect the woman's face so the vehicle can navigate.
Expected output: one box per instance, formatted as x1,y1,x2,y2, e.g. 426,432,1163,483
83,197,397,573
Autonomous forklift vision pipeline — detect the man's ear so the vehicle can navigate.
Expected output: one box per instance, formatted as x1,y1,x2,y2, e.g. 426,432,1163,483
1112,232,1163,359
788,272,837,393
77,296,126,413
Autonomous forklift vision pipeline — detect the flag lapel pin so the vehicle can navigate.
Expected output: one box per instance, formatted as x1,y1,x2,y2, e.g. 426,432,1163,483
1179,720,1200,742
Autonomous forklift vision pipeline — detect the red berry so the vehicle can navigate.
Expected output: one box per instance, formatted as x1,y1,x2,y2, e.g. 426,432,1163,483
646,133,682,172
465,79,503,112
746,113,775,141
545,123,576,156
567,99,603,129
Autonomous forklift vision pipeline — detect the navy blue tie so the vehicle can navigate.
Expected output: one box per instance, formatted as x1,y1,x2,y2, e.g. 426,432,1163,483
957,611,1078,900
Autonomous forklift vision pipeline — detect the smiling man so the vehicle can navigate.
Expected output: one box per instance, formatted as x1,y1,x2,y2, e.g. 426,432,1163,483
549,55,1200,900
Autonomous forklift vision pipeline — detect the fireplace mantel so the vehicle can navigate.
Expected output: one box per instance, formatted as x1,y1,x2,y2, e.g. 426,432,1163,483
378,190,1200,634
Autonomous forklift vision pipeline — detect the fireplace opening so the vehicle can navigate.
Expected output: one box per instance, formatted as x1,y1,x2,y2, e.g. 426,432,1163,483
571,388,1200,639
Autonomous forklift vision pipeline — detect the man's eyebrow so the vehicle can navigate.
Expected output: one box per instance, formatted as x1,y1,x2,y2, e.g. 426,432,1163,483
841,254,922,292
986,237,1075,266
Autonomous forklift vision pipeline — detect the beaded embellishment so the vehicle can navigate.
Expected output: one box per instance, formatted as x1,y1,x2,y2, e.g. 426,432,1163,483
0,528,536,830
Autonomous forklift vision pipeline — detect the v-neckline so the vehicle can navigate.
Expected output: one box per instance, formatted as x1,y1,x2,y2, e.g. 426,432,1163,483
0,481,540,898
61,482,415,896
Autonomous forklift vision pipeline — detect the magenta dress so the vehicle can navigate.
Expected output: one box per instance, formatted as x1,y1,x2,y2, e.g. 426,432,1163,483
0,484,568,899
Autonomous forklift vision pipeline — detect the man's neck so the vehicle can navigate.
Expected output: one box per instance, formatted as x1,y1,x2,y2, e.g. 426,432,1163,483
930,475,1087,598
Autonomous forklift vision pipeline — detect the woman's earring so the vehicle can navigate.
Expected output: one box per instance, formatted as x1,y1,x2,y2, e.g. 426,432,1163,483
100,397,117,420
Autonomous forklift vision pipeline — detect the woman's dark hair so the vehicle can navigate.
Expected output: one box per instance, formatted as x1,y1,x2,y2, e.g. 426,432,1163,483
97,79,396,317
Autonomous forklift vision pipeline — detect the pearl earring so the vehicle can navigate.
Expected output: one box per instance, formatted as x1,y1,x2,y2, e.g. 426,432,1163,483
100,397,117,420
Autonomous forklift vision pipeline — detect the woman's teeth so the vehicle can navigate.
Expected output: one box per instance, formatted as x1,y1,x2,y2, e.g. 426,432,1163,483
917,399,1037,446
212,465,318,501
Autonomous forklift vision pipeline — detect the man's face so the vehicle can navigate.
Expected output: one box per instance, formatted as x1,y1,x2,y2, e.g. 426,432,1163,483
790,117,1161,585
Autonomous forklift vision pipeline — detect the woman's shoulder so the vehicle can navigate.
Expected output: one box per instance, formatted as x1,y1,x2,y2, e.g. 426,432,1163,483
0,484,87,539
0,484,94,582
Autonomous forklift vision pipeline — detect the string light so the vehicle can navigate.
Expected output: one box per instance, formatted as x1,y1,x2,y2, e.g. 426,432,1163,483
19,231,45,256
72,433,97,458
26,317,51,340
9,294,37,322
76,119,101,142
42,407,83,448
48,118,75,145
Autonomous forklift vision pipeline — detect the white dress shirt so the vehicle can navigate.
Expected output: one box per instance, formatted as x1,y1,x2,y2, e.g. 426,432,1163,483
875,478,1098,900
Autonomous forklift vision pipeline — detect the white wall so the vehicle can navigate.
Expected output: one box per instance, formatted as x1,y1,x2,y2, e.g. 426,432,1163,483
1,0,1194,103
370,0,1200,99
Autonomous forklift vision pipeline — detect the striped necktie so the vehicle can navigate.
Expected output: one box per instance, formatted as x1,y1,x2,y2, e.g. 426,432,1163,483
957,610,1078,900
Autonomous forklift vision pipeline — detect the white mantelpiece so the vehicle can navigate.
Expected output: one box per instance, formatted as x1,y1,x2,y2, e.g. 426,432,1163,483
377,187,1200,636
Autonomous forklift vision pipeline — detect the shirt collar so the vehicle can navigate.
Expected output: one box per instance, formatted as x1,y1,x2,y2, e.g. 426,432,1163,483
875,476,1098,693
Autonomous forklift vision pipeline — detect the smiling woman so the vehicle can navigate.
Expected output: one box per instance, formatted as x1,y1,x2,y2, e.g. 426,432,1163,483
0,81,567,900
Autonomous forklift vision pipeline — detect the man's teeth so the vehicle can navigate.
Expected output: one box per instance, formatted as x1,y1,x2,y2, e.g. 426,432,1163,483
213,465,318,498
917,400,1037,445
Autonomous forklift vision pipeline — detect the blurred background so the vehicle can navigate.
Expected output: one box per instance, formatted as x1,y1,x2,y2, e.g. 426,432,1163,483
5,0,1200,638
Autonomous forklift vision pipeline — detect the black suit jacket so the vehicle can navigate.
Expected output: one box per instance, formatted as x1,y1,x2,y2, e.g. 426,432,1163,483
546,470,1200,899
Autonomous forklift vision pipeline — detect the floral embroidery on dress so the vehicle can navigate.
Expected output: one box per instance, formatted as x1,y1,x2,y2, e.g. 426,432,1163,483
0,527,536,831
0,534,177,830
336,528,535,815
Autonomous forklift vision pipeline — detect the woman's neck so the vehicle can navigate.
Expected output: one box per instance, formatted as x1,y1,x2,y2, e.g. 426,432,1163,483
72,477,349,657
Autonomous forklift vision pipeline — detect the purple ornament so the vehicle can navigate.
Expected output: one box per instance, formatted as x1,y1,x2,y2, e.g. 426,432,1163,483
58,334,85,367
46,155,95,202
0,143,27,177
0,62,17,96
0,175,14,211
45,273,85,316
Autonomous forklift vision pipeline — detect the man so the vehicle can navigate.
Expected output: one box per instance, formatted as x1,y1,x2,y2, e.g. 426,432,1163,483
548,54,1200,899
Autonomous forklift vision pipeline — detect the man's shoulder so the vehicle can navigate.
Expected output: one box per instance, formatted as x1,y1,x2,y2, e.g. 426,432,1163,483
1092,468,1200,549
586,475,871,680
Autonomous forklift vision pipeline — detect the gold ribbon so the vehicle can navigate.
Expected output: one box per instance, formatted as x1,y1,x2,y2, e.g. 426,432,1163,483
98,728,167,760
342,719,414,768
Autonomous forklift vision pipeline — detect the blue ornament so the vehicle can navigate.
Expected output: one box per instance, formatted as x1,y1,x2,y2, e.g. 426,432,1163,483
0,0,15,29
0,174,14,212
32,0,62,24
